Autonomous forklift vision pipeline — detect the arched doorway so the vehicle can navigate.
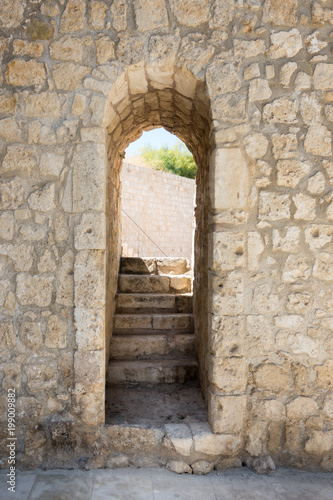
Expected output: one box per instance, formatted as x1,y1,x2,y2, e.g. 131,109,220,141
104,63,211,422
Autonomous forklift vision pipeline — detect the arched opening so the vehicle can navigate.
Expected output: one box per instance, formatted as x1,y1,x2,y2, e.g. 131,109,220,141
121,128,196,259
104,63,212,424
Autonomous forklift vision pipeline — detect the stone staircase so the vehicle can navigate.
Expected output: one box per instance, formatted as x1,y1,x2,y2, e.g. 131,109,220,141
107,257,197,386
104,258,225,474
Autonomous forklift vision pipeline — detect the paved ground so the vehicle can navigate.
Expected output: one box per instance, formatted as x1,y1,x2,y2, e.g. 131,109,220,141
0,466,332,499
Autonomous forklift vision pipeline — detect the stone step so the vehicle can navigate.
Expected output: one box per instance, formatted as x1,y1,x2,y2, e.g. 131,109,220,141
120,257,191,276
106,359,198,385
110,333,195,360
113,313,194,334
116,293,193,314
118,274,192,294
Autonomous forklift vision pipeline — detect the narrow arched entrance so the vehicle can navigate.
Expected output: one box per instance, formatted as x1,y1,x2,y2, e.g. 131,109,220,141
104,63,212,423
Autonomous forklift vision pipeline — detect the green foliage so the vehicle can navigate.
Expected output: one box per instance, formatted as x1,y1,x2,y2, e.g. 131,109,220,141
139,140,197,179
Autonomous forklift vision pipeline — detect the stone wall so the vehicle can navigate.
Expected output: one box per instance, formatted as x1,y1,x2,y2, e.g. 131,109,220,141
0,0,333,471
120,161,195,259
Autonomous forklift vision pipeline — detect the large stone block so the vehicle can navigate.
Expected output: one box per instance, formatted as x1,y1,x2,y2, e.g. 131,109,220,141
293,193,316,220
50,36,83,62
72,392,104,425
26,92,61,118
263,97,298,123
254,364,290,392
75,307,105,350
211,93,246,123
60,0,86,33
0,322,16,351
244,133,269,159
208,393,247,434
74,250,105,309
19,321,43,350
259,192,290,220
25,361,57,392
88,1,107,30
5,59,46,86
73,143,105,212
0,212,14,240
209,356,247,392
245,421,267,457
209,0,235,29
0,118,22,142
233,39,266,59
252,284,279,313
313,64,333,90
305,431,333,455
0,0,24,28
53,63,91,91
286,397,318,420
272,226,300,253
56,250,74,306
276,160,310,188
74,350,104,390
209,315,244,357
246,315,274,355
28,184,56,212
313,253,333,281
207,62,241,97
269,29,303,59
164,423,193,456
249,79,272,102
283,255,312,283
190,422,241,456
16,397,44,420
272,134,298,159
111,0,128,31
2,146,37,174
0,243,33,271
210,148,249,209
263,0,298,26
304,125,332,157
210,271,244,316
170,0,209,27
16,274,54,307
45,315,67,349
107,425,163,452
134,0,168,31
209,231,245,272
316,360,333,388
74,212,106,250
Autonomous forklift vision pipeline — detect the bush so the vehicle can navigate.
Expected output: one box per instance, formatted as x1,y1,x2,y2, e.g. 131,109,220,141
140,140,197,179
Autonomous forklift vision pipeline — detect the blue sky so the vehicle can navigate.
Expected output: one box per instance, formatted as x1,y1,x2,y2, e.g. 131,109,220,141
125,127,181,156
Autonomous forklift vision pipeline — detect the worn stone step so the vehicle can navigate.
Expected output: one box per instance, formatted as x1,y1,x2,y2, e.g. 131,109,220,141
120,257,191,276
116,293,193,314
118,274,192,294
106,359,198,384
110,333,195,360
113,313,194,333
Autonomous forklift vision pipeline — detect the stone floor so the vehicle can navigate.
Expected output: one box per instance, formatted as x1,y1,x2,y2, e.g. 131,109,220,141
1,467,332,499
105,381,208,425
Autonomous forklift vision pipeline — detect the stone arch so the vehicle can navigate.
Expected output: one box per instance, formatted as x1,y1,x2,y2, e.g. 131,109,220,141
72,60,250,432
104,62,212,405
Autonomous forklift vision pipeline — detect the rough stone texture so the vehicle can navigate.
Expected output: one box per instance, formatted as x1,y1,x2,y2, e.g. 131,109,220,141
134,0,169,31
166,460,192,474
5,60,46,87
0,0,332,473
250,455,276,475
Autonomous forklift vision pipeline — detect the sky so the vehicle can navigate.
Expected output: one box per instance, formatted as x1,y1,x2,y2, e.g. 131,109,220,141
125,127,182,156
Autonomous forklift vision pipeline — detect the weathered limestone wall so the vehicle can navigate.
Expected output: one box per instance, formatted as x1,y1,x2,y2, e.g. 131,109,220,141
0,0,333,471
120,161,195,259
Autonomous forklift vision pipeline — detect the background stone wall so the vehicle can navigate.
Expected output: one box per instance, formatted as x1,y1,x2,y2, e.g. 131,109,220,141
0,0,332,471
120,161,195,259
